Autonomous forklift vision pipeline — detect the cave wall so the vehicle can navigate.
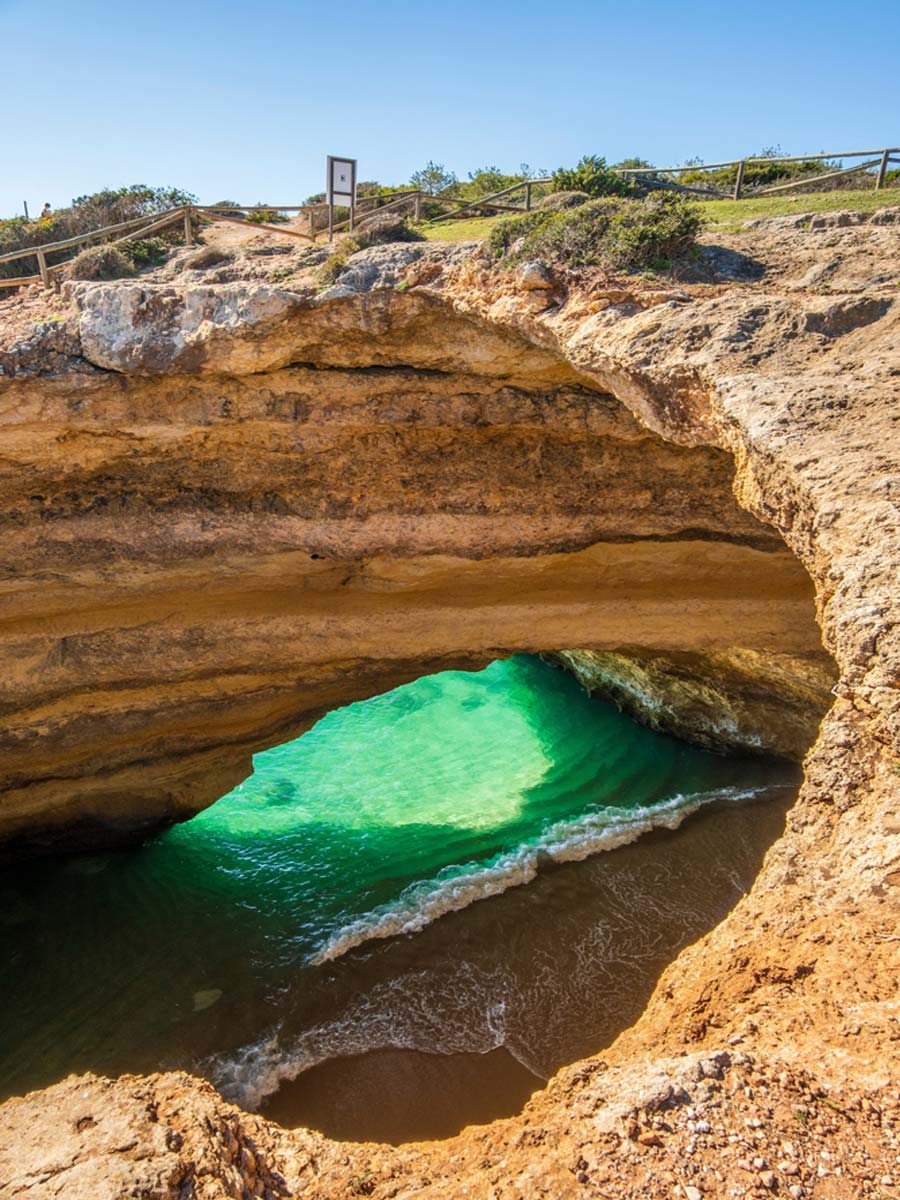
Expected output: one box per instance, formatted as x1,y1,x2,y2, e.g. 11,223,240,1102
0,285,832,853
548,647,835,760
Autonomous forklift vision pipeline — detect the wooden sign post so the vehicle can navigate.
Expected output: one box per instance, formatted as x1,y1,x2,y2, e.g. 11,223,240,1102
327,155,357,242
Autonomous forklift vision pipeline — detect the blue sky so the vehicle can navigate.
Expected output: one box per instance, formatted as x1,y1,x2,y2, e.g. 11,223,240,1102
2,0,898,216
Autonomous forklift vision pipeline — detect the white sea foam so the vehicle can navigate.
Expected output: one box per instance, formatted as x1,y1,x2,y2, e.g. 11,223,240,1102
208,785,773,1110
208,962,521,1109
308,786,765,966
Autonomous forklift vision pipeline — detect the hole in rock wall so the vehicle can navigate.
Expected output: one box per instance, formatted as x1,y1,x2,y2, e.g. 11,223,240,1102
0,337,838,1145
0,654,805,1144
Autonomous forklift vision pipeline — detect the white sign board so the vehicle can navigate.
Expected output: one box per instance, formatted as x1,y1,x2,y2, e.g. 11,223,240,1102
328,156,356,207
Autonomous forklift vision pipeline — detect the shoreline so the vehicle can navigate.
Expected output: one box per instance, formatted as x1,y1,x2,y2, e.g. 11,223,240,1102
236,786,795,1142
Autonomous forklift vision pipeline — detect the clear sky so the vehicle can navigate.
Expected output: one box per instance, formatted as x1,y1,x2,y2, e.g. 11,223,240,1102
2,0,898,216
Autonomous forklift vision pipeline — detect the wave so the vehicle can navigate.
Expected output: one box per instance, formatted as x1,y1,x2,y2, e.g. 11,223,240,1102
208,783,777,1110
308,785,768,967
208,968,530,1110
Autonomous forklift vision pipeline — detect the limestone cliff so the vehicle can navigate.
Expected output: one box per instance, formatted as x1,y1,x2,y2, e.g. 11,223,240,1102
1,208,899,1199
546,647,833,759
0,270,830,852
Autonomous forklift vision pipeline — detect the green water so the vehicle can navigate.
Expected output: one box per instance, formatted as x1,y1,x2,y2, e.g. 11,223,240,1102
0,655,791,1107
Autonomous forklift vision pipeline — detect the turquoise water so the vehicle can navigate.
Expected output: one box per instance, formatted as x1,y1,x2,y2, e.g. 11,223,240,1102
0,655,792,1108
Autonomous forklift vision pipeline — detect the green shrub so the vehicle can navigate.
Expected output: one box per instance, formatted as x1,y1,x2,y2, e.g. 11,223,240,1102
538,190,591,211
486,209,555,257
600,194,703,269
352,213,425,249
244,205,289,225
318,251,350,285
488,194,703,272
0,184,196,282
451,165,537,203
678,147,836,191
551,155,635,199
124,237,169,269
67,245,136,281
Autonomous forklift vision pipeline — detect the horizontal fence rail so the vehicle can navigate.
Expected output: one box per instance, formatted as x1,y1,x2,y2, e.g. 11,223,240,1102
3,145,898,290
0,208,191,289
613,147,900,200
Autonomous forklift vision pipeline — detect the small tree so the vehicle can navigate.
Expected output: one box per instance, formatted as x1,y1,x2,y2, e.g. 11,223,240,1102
552,156,634,198
409,161,458,195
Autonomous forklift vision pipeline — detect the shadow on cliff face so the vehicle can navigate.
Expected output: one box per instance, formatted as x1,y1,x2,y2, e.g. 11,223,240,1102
690,243,767,282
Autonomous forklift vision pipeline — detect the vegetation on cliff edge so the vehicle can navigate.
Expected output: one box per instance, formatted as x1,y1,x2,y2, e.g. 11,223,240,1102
487,194,703,271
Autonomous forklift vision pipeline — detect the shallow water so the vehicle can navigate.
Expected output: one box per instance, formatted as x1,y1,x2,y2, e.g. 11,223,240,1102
0,655,797,1127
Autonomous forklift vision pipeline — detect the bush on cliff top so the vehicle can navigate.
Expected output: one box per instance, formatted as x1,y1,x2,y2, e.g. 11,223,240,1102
67,245,136,281
487,194,703,272
538,190,592,211
352,213,425,249
551,155,636,199
0,184,196,282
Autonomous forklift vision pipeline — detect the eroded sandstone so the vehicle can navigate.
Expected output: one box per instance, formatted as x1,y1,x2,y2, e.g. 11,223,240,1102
0,274,831,851
1,208,899,1197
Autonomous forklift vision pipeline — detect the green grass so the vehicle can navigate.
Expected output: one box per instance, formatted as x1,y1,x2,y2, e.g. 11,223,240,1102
699,187,900,232
421,187,900,243
422,215,500,241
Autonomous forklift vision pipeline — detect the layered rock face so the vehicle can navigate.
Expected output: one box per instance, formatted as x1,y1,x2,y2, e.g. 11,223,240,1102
0,284,829,853
547,647,833,759
1,210,899,1198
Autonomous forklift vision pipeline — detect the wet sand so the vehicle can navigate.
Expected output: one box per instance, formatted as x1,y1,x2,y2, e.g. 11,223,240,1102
263,1046,542,1142
258,784,796,1143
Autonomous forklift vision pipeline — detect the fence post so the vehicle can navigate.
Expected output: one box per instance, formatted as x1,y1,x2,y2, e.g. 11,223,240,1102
525,182,532,211
875,149,890,190
183,206,194,248
733,160,746,200
414,193,423,222
36,250,50,289
308,210,316,239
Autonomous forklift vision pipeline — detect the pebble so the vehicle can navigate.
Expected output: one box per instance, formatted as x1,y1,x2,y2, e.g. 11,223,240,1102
788,1187,805,1200
759,1171,778,1190
683,1186,703,1200
638,1131,664,1147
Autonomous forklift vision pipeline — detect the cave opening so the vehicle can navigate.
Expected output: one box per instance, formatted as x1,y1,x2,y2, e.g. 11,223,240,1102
0,652,806,1143
0,316,839,1145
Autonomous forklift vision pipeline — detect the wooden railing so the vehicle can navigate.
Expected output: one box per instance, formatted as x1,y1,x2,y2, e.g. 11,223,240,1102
613,147,900,200
0,207,194,290
3,146,898,290
0,194,443,288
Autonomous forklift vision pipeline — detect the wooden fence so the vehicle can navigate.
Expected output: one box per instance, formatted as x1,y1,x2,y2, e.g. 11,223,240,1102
614,147,900,200
3,145,898,290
